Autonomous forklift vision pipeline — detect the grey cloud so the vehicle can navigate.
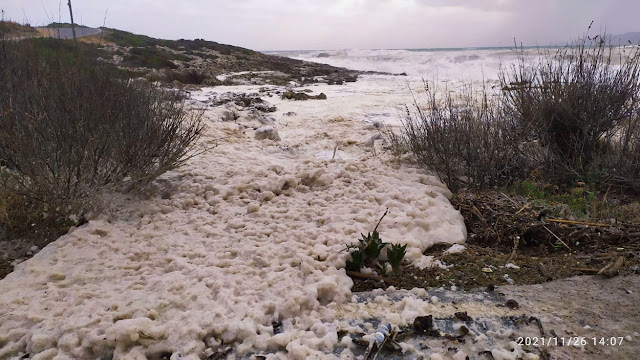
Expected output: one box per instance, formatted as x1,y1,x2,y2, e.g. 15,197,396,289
3,0,639,50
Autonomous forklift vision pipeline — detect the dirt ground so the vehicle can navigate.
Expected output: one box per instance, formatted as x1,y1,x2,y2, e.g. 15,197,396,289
502,274,640,360
0,223,72,280
350,190,640,292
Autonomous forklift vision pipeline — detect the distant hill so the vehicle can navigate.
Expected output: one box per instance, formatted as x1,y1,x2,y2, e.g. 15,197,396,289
44,22,89,29
0,21,363,87
611,32,640,45
96,27,361,86
0,21,39,38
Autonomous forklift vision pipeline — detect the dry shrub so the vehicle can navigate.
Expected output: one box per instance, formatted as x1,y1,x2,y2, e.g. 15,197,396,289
0,38,206,220
398,81,524,192
396,31,640,194
500,31,640,188
593,116,640,190
150,68,209,85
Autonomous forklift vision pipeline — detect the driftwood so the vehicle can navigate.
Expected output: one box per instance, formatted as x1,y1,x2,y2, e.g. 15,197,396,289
598,256,626,277
537,262,552,281
570,267,601,273
542,225,572,251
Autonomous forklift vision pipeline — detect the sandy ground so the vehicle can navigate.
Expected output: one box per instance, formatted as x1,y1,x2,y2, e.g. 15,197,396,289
502,275,640,360
0,79,638,359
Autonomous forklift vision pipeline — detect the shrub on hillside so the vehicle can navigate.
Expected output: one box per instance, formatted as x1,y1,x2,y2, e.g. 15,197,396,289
0,39,205,219
149,68,209,85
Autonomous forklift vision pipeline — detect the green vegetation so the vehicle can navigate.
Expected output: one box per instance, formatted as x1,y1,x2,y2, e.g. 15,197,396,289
124,46,188,69
510,180,597,219
345,211,408,274
387,244,408,272
45,22,89,29
345,230,388,271
101,28,250,55
0,21,39,37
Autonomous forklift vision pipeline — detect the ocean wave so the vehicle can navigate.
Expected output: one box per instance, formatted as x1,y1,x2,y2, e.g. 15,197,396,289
274,48,530,80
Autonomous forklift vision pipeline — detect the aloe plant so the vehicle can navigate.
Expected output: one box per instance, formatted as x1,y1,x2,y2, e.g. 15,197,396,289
361,230,388,262
346,250,365,272
387,243,407,272
344,210,390,271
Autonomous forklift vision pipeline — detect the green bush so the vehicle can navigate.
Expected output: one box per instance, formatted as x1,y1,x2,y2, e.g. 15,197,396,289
124,46,188,69
0,38,205,218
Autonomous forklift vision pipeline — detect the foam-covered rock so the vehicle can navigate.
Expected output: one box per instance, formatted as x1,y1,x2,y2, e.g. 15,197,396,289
220,109,236,122
254,126,281,141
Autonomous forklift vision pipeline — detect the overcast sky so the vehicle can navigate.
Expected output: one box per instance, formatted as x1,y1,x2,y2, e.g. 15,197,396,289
2,0,637,50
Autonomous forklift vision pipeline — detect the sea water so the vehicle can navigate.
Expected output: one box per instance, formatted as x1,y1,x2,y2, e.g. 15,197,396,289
269,47,545,81
264,47,541,126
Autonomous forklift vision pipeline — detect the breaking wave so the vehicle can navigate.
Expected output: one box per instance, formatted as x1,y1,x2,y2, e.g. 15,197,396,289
273,48,526,81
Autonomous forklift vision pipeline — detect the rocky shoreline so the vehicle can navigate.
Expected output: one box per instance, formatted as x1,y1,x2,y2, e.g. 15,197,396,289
95,28,368,87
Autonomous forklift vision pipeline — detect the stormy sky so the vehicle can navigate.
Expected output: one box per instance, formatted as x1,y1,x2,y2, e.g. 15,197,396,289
2,0,637,50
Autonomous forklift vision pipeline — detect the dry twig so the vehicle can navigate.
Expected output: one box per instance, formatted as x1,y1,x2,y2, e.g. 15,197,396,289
546,218,610,227
542,225,572,251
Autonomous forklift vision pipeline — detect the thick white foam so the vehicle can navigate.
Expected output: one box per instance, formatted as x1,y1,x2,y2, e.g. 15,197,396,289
0,81,467,359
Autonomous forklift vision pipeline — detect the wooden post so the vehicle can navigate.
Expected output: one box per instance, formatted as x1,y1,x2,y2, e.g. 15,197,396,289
67,0,77,46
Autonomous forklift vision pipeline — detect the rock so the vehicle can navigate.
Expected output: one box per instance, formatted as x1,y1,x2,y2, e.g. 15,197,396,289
237,110,275,129
249,110,275,125
317,52,331,58
281,91,327,101
455,311,472,321
282,91,310,100
220,109,236,122
283,111,297,117
504,299,519,309
259,116,275,125
362,134,384,148
255,126,281,141
413,315,433,333
253,103,277,112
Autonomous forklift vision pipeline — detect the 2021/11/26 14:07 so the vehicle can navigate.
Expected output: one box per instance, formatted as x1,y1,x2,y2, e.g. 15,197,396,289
516,337,625,347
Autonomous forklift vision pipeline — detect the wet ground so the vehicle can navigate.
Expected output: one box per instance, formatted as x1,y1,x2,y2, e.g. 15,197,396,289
350,190,640,293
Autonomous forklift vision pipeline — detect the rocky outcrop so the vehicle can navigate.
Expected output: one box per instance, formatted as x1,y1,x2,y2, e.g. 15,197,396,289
254,126,280,141
281,91,327,101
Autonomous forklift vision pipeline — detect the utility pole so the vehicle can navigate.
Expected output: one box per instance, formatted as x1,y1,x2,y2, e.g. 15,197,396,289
67,0,77,46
